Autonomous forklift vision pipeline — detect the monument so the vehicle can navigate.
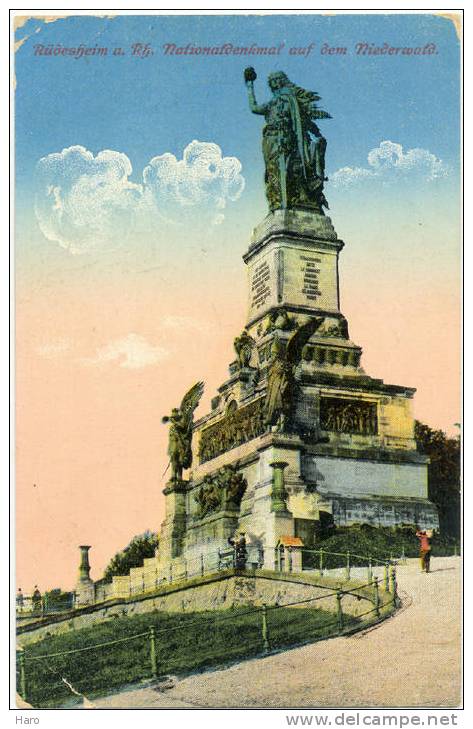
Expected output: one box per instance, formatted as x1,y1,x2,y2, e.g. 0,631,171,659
75,545,95,605
158,69,439,574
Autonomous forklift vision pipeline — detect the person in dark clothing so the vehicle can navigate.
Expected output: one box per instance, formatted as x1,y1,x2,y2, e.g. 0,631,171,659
229,532,247,570
32,585,42,612
16,588,24,611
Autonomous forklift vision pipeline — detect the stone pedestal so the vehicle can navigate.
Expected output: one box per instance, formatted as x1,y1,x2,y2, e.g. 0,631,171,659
184,509,241,565
159,480,188,562
243,209,344,327
154,207,438,580
75,545,95,605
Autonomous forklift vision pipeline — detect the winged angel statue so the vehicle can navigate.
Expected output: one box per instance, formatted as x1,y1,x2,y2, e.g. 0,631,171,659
162,382,204,481
264,318,323,431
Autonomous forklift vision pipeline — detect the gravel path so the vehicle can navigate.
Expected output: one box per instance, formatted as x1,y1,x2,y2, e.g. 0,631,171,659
92,557,461,709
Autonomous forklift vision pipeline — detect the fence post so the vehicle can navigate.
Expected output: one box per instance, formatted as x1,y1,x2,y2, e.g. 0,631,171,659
261,604,270,653
367,557,372,583
401,547,405,562
200,554,205,576
149,627,158,679
390,566,398,605
453,544,457,557
18,649,27,702
336,590,344,634
319,548,324,577
346,551,351,581
373,576,380,618
384,562,390,592
169,563,173,583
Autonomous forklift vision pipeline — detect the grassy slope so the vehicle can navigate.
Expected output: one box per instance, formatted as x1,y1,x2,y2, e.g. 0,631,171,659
22,606,361,707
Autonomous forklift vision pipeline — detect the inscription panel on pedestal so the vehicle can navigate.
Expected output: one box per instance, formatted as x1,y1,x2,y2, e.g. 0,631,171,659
247,241,340,321
283,247,339,311
300,255,322,301
251,259,272,309
248,251,277,319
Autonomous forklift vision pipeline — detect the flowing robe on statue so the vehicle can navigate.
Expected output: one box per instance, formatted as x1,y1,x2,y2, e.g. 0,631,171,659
264,358,291,426
261,88,328,212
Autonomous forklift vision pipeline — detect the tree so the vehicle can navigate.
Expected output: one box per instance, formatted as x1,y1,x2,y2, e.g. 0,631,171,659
103,530,159,583
44,588,74,612
414,421,461,538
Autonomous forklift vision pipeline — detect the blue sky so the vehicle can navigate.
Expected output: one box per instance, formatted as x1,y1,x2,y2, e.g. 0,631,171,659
15,13,460,204
14,13,461,280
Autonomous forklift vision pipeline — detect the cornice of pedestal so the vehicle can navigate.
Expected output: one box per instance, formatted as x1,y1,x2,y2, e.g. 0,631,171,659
245,303,344,329
243,208,345,262
163,479,189,496
256,431,306,453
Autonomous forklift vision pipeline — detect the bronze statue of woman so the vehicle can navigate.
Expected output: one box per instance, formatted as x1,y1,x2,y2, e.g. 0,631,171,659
244,67,332,213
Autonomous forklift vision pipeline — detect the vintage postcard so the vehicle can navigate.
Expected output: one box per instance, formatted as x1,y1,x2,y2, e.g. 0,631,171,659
12,10,462,715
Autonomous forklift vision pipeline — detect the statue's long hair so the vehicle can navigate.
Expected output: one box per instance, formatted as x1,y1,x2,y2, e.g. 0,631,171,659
267,71,321,105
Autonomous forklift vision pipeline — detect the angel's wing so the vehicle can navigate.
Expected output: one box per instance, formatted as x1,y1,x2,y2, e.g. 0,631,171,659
285,318,324,365
180,381,205,422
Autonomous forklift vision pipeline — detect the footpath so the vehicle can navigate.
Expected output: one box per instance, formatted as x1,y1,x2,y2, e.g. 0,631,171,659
90,556,461,708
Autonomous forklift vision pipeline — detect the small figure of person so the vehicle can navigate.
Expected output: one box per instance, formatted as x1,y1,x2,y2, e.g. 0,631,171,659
229,532,247,570
16,588,24,612
416,528,432,573
32,585,42,612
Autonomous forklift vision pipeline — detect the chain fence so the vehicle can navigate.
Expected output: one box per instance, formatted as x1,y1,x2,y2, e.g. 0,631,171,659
17,558,399,708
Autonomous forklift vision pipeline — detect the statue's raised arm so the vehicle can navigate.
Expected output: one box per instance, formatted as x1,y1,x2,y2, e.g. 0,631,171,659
244,67,267,115
243,67,332,213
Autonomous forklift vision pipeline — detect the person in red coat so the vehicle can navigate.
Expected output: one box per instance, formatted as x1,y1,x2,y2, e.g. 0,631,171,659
416,529,432,573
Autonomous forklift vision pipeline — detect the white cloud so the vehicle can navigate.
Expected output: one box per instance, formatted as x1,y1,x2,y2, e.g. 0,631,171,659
35,146,143,254
36,339,72,358
330,140,448,187
83,334,169,370
35,141,245,253
143,140,244,225
330,166,376,187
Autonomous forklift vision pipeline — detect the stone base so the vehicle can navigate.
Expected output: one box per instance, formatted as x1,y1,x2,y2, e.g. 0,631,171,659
154,209,440,581
75,579,95,606
184,509,240,563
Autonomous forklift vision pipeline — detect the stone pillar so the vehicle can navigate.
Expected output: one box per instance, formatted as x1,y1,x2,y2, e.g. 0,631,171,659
75,545,95,605
269,461,290,513
158,480,188,565
78,545,91,582
262,461,294,571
